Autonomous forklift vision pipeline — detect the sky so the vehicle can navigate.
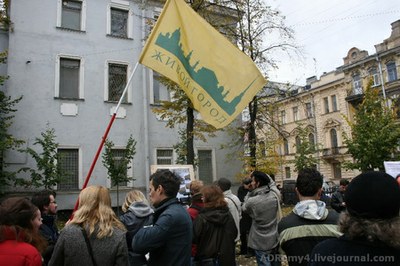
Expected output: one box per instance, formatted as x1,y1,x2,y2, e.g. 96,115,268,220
267,0,400,85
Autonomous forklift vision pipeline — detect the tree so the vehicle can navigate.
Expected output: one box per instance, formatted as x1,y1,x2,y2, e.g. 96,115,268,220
224,0,298,169
102,135,137,214
293,125,318,172
343,81,400,172
16,126,63,189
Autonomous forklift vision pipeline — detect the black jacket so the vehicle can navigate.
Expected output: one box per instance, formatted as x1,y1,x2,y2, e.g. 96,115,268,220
331,191,346,213
132,198,192,266
120,201,154,266
40,214,59,265
193,206,237,266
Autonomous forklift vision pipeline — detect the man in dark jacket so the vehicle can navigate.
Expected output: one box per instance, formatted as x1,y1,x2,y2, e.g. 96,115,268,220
132,170,192,266
31,190,59,265
278,168,341,266
330,179,349,213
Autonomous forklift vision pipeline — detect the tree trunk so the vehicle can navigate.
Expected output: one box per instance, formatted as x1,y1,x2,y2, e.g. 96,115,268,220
248,98,257,168
186,106,195,165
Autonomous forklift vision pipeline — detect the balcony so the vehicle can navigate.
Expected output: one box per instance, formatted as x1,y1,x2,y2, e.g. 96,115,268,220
321,146,346,161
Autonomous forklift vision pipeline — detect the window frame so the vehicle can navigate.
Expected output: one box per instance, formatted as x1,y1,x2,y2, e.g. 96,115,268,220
196,148,216,184
331,95,338,112
106,1,132,39
57,0,86,31
323,97,329,114
104,60,131,103
369,67,381,87
292,106,299,122
57,147,82,191
306,102,313,118
280,110,286,125
55,55,85,100
353,74,363,94
155,148,175,165
108,147,133,188
386,61,398,82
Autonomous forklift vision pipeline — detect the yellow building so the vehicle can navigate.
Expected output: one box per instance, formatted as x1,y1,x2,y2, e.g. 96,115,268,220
263,19,400,185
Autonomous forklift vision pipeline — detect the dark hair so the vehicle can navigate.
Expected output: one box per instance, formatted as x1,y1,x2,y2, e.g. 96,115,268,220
251,171,271,187
150,170,180,198
339,179,350,186
31,190,56,213
296,168,323,197
201,185,227,208
216,178,231,192
0,197,37,229
0,197,47,253
243,178,252,185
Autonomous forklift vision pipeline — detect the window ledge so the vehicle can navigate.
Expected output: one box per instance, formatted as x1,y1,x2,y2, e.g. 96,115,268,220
54,97,84,101
104,100,132,105
56,27,86,33
106,34,133,40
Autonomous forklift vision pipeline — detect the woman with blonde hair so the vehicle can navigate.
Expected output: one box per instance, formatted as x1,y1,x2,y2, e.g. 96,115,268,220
193,185,237,266
120,189,153,266
0,197,47,266
49,186,128,266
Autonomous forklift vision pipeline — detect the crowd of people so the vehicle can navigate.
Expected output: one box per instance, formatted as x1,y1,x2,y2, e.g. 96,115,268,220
0,168,399,266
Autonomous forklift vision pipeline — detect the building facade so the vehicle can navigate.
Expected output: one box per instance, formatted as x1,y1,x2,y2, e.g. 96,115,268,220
265,19,400,184
0,0,242,209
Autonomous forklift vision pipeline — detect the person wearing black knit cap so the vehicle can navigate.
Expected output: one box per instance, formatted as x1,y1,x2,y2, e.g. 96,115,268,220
309,171,400,266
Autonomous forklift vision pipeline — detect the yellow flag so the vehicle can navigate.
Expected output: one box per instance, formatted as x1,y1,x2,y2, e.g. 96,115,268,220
140,0,267,129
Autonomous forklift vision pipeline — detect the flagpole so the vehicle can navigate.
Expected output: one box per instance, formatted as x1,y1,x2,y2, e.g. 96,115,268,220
69,62,140,219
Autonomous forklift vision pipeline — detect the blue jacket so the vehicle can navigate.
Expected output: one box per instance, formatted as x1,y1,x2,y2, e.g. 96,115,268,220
132,198,192,266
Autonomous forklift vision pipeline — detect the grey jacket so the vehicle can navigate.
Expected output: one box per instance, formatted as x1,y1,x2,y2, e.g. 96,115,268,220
242,185,279,251
48,224,128,266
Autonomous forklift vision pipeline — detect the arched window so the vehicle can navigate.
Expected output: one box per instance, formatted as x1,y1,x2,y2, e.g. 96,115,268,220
330,129,338,148
283,138,289,155
369,67,381,86
295,136,301,152
308,133,315,148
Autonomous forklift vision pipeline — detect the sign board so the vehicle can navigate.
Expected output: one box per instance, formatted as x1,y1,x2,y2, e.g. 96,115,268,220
150,165,195,204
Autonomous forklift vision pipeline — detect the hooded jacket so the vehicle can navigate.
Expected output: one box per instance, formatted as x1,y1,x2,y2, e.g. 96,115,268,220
132,198,192,266
242,185,279,252
278,200,341,266
120,201,154,266
193,206,237,266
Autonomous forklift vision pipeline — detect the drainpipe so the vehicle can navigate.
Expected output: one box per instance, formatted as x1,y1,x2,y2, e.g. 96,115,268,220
142,3,150,197
376,55,388,106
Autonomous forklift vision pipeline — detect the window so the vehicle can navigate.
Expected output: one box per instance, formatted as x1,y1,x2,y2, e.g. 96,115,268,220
306,102,313,118
111,8,128,37
152,71,170,104
353,74,363,94
111,149,130,187
285,167,291,179
330,129,338,148
107,2,132,38
280,110,286,124
107,63,128,102
323,97,329,114
295,136,301,152
198,150,214,184
293,107,298,121
283,138,289,155
387,62,398,82
57,148,79,191
156,149,174,164
57,1,86,31
370,68,381,86
331,95,338,112
56,56,83,99
308,133,315,148
332,163,342,179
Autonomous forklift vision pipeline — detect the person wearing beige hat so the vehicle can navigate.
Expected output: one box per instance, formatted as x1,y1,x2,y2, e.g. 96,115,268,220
309,171,400,266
